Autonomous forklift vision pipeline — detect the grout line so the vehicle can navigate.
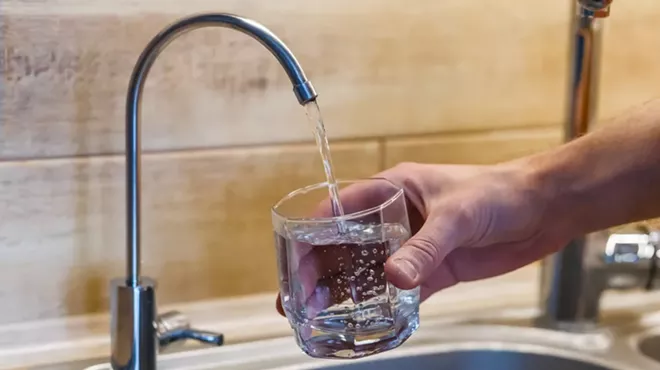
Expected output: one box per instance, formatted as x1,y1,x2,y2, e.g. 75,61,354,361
377,137,387,171
0,124,561,165
0,137,385,165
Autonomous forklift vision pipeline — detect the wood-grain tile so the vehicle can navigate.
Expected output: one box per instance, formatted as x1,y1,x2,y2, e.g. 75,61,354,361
0,141,379,324
384,127,562,166
3,1,659,160
2,0,574,159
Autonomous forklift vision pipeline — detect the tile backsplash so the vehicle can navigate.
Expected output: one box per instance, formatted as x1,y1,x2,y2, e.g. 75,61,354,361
1,0,658,324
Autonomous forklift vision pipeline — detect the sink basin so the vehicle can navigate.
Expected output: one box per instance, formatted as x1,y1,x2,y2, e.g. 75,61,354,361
300,349,615,370
639,335,660,362
80,323,654,370
51,289,660,370
635,329,660,364
83,345,624,370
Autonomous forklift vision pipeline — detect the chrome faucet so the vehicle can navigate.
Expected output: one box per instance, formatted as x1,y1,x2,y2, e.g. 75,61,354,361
538,0,615,329
111,13,317,370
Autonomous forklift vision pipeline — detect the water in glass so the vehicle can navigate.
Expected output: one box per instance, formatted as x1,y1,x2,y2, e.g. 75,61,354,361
276,220,420,359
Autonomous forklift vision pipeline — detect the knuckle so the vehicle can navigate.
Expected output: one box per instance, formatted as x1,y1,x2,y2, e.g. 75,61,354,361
452,200,486,246
409,235,441,268
454,202,475,228
394,161,419,173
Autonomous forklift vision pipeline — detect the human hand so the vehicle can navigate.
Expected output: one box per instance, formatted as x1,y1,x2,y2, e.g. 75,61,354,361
276,161,569,316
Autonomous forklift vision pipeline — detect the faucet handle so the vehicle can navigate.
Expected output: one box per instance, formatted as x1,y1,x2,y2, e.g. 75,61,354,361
156,310,224,350
603,227,657,265
578,0,613,17
602,226,660,290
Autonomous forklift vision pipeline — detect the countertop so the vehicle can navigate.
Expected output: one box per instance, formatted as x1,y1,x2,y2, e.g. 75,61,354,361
5,262,660,369
0,265,540,369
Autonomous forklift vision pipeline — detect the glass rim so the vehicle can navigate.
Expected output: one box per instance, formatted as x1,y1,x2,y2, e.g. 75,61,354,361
271,177,404,223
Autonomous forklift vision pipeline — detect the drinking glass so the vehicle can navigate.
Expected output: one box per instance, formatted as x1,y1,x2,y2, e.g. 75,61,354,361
272,178,420,359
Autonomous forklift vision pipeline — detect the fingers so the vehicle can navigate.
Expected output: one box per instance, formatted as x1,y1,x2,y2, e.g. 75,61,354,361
276,239,547,316
415,237,561,301
301,244,389,314
385,206,471,290
276,239,390,319
311,177,403,219
276,293,285,316
312,163,431,221
275,164,432,317
444,238,559,283
418,264,458,301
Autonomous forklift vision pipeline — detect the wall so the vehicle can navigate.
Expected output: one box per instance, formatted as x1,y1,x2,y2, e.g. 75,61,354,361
0,0,658,325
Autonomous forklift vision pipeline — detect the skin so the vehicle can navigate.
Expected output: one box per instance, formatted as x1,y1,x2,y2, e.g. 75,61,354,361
276,98,660,316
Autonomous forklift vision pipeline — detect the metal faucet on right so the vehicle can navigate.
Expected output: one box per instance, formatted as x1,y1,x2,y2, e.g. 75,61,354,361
539,0,660,330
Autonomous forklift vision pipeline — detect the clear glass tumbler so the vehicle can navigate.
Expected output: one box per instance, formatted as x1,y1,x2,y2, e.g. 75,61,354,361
272,178,420,359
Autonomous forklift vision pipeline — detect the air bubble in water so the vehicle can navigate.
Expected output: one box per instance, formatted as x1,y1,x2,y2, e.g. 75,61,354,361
348,323,354,328
356,323,361,329
370,260,376,264
373,248,378,254
356,286,362,291
336,278,342,283
361,250,368,256
359,259,364,264
350,276,356,281
367,276,373,281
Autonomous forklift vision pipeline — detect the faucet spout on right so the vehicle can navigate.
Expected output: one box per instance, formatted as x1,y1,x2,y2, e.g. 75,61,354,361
537,0,614,330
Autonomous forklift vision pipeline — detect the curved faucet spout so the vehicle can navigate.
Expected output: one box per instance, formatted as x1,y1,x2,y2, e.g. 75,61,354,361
113,13,317,369
125,13,317,287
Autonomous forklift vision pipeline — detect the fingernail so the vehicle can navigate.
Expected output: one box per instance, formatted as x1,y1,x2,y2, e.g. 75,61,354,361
392,258,418,282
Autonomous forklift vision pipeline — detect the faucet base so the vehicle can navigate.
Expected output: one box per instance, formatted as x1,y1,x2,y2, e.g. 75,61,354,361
110,277,157,370
533,316,599,333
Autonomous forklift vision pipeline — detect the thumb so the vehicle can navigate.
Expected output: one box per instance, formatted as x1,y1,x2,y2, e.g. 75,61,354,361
385,211,466,289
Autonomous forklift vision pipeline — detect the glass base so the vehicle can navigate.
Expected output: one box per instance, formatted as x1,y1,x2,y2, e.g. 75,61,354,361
293,312,420,359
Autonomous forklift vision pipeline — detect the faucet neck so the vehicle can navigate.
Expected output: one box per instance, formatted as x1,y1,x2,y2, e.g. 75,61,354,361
124,13,317,287
538,0,610,329
114,13,317,370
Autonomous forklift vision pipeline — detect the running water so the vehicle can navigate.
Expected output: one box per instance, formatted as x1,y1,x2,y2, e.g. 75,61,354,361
304,101,345,218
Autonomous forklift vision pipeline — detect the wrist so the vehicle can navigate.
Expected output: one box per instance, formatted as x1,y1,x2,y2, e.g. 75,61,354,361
502,149,582,239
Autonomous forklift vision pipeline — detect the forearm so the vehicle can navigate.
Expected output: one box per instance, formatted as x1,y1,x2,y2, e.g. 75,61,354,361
527,100,660,236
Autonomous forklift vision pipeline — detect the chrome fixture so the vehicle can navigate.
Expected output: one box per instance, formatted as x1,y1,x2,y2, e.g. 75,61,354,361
601,227,660,293
111,13,317,370
538,1,614,329
545,226,660,326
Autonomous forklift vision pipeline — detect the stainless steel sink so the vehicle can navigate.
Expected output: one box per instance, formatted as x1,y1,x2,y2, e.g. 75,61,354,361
633,326,660,365
299,349,616,370
35,290,660,370
73,322,659,370
638,335,660,363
